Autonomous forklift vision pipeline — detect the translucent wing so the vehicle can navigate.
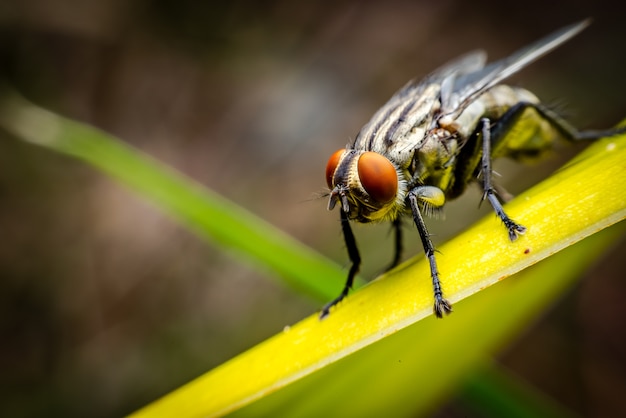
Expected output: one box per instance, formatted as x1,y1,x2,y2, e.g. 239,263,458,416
354,51,487,150
441,19,590,118
354,20,589,153
391,50,487,102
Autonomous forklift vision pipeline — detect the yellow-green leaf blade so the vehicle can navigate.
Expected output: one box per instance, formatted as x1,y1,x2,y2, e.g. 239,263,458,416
231,224,622,418
131,130,626,417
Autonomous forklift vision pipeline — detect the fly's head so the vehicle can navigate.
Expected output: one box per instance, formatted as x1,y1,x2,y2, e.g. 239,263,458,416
325,149,406,223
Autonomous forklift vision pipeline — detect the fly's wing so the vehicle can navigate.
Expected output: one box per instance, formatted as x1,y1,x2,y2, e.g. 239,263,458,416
353,51,486,151
441,19,591,118
392,50,487,101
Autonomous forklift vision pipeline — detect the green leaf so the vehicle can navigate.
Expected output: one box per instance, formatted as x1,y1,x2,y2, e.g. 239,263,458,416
227,226,621,418
0,91,353,300
131,127,626,417
133,223,623,418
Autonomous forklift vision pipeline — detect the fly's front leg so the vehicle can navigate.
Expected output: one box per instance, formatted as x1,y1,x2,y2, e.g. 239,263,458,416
479,118,527,241
407,187,452,318
320,209,361,319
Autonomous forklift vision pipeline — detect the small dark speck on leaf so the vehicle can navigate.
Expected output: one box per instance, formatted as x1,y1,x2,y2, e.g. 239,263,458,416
524,248,531,254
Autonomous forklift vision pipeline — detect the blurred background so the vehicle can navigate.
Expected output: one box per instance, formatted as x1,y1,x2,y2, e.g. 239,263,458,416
1,0,625,416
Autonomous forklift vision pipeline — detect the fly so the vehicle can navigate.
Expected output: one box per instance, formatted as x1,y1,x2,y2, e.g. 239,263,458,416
322,20,626,319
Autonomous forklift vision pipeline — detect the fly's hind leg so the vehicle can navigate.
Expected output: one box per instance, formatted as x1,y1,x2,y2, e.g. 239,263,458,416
492,101,626,143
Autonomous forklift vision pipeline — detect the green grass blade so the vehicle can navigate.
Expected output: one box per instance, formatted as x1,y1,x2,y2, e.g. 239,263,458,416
226,223,623,418
0,92,348,300
129,131,624,416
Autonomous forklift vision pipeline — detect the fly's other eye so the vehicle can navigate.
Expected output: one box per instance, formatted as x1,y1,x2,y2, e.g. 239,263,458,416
325,149,345,188
357,152,398,203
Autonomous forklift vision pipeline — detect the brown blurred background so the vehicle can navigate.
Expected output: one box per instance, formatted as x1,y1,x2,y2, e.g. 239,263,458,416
1,0,625,416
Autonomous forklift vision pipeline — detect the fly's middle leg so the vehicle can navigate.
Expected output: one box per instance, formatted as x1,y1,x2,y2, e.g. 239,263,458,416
479,118,527,241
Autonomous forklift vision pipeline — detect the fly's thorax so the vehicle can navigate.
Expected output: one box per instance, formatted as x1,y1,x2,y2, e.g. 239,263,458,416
325,149,407,222
353,83,441,170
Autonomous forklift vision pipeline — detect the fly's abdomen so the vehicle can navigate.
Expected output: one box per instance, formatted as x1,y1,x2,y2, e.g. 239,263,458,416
478,85,557,160
448,85,556,199
449,85,557,160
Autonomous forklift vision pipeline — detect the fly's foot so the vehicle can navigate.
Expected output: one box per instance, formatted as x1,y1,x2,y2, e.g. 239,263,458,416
483,191,526,241
503,219,526,241
319,302,335,320
434,296,453,318
319,292,348,319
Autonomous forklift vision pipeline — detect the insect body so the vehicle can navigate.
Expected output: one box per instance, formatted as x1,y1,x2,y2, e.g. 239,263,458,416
322,20,625,319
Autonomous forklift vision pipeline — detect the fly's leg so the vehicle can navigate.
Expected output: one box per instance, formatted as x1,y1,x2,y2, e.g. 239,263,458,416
320,209,361,319
490,101,626,148
407,187,452,318
478,102,626,242
478,118,527,241
533,102,626,140
385,217,403,272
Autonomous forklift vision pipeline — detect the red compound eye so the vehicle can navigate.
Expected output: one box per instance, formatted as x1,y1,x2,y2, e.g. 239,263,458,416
325,149,345,188
357,152,398,203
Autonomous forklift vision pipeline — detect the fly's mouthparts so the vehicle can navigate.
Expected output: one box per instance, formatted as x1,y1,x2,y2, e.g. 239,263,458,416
327,186,350,213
